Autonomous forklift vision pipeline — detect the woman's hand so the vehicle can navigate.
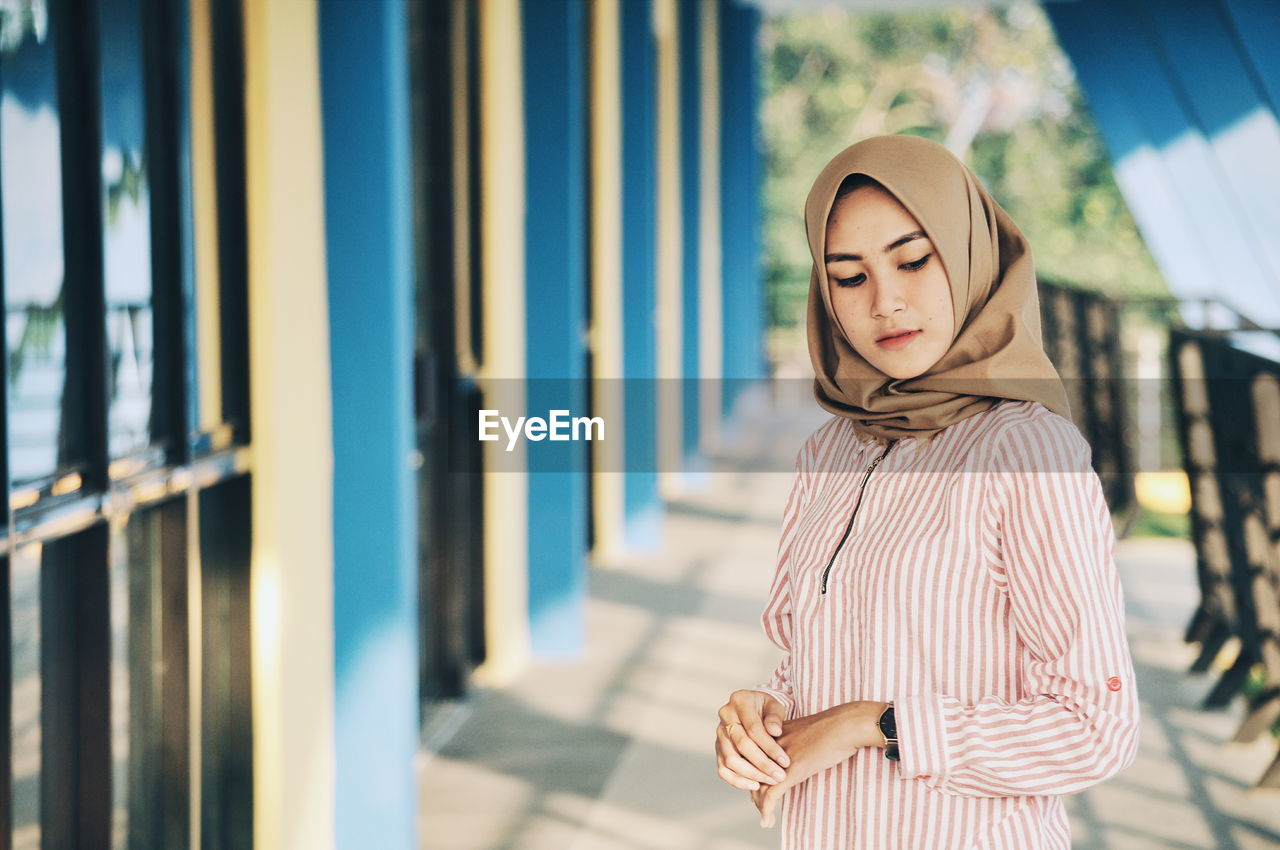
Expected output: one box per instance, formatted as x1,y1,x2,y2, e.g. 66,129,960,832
750,700,888,828
715,690,792,791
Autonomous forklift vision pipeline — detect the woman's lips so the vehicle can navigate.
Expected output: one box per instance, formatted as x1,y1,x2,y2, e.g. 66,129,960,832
875,329,920,350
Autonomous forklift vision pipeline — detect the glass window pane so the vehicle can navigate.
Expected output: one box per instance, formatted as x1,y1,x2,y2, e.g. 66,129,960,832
100,0,156,461
1,7,70,485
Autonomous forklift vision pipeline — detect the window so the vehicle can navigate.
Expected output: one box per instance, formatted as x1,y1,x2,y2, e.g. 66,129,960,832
0,0,251,845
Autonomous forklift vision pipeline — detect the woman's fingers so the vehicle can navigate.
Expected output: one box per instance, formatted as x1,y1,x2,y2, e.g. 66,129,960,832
727,691,791,768
760,698,788,741
743,714,791,769
749,773,785,828
716,694,791,829
717,729,781,785
758,786,781,828
717,764,761,791
715,693,792,796
728,722,788,781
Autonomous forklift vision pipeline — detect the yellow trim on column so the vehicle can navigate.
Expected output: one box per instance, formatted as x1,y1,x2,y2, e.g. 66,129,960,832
654,0,683,499
699,0,724,450
187,3,214,839
471,0,531,686
242,2,337,849
588,0,625,564
190,0,223,432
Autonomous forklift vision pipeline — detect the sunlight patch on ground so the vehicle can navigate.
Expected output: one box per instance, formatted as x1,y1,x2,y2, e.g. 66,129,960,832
1134,471,1191,514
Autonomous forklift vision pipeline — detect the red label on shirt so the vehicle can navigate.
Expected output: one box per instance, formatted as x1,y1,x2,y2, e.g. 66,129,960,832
1106,676,1122,691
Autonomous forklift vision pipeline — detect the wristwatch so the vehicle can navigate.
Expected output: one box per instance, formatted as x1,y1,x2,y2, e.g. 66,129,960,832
877,702,899,761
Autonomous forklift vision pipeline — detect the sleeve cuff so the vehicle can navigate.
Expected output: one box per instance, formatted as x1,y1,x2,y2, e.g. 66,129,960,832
749,687,796,720
894,693,953,785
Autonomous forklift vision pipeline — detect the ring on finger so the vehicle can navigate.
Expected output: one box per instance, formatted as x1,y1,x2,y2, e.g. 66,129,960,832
722,722,739,736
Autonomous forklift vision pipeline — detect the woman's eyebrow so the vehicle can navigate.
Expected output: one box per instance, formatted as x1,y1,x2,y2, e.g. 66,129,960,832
825,230,927,263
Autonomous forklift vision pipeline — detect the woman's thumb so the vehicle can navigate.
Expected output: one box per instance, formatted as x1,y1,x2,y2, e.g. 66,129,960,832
763,702,784,736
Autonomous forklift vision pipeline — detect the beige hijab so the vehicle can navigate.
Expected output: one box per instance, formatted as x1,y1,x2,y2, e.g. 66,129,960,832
805,133,1071,446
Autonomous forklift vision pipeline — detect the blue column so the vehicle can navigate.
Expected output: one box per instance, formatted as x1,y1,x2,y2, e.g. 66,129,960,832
679,0,703,471
522,0,589,655
719,0,765,423
620,0,663,548
318,2,418,847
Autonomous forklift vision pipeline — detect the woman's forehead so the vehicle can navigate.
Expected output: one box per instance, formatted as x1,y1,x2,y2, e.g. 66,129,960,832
825,187,928,247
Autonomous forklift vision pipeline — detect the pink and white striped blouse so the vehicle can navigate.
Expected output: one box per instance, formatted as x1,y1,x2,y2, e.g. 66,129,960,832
751,399,1140,849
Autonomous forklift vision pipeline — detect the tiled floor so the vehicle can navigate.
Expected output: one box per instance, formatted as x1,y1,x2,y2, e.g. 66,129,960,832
418,394,1280,849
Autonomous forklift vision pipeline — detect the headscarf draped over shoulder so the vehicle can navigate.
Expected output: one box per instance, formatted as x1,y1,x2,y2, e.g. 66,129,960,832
805,133,1072,446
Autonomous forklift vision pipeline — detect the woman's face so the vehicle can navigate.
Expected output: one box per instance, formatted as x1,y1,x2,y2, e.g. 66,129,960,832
823,183,955,380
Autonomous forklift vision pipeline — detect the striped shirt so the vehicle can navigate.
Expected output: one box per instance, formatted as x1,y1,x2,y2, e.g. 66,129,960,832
751,399,1140,849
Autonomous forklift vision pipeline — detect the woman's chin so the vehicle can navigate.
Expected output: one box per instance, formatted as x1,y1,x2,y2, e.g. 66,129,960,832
864,347,946,382
869,358,926,382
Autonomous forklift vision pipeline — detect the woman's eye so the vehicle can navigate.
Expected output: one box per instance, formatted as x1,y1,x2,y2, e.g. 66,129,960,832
834,253,931,288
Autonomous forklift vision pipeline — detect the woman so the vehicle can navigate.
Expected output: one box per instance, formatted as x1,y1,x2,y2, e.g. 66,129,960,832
713,134,1140,849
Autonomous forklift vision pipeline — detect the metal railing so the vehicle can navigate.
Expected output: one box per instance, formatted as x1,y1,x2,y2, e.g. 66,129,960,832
1167,325,1280,789
1038,280,1135,514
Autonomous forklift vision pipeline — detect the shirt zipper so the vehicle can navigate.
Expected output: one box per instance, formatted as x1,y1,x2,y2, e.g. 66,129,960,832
819,438,898,596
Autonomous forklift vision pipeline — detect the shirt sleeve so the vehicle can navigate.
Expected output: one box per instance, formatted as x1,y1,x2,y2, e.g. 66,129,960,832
894,414,1141,797
747,442,812,720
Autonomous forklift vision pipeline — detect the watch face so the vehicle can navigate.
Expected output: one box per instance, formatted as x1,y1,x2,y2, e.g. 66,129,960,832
879,705,897,739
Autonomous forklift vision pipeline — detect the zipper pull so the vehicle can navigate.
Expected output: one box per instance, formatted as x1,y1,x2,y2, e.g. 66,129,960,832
868,439,897,471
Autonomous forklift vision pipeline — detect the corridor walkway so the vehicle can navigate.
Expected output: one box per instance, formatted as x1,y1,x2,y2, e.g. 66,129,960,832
418,389,1280,849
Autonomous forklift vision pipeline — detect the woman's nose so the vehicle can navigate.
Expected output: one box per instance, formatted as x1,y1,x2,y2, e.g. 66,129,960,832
871,277,907,319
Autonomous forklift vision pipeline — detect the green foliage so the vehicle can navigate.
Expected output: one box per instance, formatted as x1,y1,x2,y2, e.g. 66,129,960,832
760,2,1167,332
105,149,147,227
1128,508,1190,540
8,290,62,388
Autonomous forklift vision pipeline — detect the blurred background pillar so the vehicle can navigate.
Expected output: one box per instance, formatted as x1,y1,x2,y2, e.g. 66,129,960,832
521,0,590,656
655,0,684,499
588,0,627,563
719,0,766,429
241,0,336,848
474,0,532,685
318,0,420,847
698,0,725,455
620,0,663,550
678,0,706,477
